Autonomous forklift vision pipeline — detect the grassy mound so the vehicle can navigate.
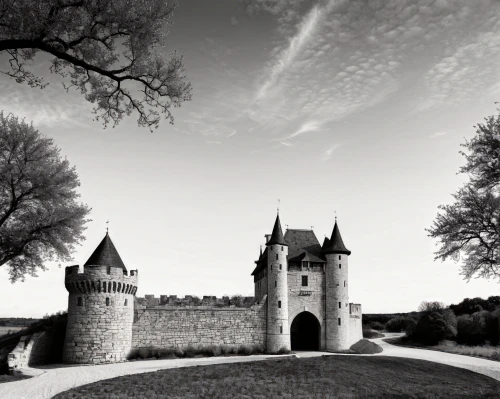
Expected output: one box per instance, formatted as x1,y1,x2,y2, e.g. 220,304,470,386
350,339,383,354
54,356,500,398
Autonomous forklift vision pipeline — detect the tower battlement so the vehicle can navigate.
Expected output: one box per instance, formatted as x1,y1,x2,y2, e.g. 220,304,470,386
64,264,138,296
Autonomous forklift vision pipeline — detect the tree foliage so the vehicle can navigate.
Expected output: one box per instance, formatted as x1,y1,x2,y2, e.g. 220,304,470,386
0,112,90,281
418,301,446,313
0,0,192,130
410,312,456,346
427,106,500,280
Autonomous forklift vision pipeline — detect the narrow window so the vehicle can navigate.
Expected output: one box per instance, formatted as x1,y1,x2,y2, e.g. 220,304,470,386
338,318,341,326
281,246,283,251
77,297,82,306
106,297,110,306
339,264,341,269
339,255,341,260
278,301,281,308
75,342,78,347
124,299,128,306
344,280,346,287
275,281,277,288
302,276,308,287
107,266,111,274
276,254,278,260
338,301,341,309
279,264,282,270
280,325,283,334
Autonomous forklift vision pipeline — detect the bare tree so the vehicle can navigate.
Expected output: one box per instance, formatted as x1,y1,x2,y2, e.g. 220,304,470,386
0,112,90,282
0,0,192,130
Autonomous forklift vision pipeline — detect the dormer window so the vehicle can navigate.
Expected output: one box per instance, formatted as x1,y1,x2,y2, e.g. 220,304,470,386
302,261,309,269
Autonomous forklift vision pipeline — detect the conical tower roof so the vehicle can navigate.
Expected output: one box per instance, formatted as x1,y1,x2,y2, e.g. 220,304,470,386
84,232,127,271
323,221,351,255
266,214,288,246
322,237,330,250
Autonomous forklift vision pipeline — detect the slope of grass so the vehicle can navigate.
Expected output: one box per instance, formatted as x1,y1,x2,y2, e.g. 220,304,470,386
54,356,500,399
386,337,500,362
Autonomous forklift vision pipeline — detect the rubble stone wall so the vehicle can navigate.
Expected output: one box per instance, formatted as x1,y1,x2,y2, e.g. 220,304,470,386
132,296,267,349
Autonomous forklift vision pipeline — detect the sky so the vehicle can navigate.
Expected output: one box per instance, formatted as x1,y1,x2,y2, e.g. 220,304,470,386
1,0,500,318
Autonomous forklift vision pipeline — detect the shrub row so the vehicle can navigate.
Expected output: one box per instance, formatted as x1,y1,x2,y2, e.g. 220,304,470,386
127,344,278,360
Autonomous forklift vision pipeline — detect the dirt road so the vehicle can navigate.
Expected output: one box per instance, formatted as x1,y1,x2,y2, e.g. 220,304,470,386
3,335,500,399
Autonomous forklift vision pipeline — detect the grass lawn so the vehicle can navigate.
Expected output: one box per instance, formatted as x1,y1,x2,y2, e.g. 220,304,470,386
385,337,500,362
54,356,500,398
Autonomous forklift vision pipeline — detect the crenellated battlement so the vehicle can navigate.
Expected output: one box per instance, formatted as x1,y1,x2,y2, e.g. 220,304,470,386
135,295,261,309
64,264,138,296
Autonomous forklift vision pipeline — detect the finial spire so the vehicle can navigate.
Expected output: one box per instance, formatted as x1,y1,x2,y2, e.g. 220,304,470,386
106,220,109,234
277,199,280,215
334,210,337,223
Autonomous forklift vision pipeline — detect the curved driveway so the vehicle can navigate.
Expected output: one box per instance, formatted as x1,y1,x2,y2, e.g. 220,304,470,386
3,334,500,399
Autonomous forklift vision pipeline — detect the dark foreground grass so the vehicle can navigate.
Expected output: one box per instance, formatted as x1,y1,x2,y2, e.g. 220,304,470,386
54,356,500,399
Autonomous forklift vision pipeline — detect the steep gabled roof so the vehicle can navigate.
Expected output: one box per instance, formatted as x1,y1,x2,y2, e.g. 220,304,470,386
285,229,325,263
323,221,351,255
251,247,268,275
84,233,127,271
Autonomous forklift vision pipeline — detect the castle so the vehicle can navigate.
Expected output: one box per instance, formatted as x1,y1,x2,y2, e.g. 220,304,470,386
62,214,362,364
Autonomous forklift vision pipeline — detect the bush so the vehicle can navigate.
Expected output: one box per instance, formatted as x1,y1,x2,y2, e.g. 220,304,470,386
410,312,455,345
385,316,416,333
238,344,253,355
369,321,385,331
183,345,199,358
220,345,232,355
252,344,265,354
362,325,384,339
457,313,487,345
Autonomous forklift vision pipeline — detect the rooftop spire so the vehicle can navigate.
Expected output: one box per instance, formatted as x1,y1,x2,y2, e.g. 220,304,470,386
84,232,127,271
323,219,351,255
266,214,288,247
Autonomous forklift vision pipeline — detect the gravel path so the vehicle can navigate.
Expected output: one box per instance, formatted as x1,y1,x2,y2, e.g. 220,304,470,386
3,334,500,399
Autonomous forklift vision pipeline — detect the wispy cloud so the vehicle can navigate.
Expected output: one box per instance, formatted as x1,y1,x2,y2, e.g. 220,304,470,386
429,131,448,139
322,144,340,161
230,16,239,26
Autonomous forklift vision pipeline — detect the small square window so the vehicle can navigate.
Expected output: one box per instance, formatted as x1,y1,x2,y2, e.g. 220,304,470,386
106,297,110,306
124,299,128,306
302,276,308,287
278,301,281,308
77,297,82,306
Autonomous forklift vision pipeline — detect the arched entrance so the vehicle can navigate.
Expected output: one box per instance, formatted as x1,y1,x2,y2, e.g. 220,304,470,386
290,311,320,350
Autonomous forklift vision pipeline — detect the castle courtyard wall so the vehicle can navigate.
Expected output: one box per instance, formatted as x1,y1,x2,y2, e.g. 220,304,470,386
132,296,267,349
348,303,363,347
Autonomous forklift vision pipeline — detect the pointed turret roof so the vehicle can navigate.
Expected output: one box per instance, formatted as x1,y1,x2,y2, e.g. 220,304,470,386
84,232,127,271
266,214,288,246
323,221,351,255
322,237,330,250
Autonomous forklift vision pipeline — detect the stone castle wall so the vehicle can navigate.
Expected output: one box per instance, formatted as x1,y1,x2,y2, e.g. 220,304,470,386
132,295,267,349
349,303,363,347
62,265,138,364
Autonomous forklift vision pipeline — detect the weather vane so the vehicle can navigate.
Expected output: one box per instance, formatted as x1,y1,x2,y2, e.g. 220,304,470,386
334,210,337,222
277,199,280,214
106,220,109,234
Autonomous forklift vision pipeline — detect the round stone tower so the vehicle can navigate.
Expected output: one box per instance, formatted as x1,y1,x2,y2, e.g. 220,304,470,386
323,219,351,351
62,232,138,364
266,214,290,353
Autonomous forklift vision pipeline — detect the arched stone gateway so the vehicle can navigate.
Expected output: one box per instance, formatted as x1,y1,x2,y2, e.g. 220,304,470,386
290,311,320,351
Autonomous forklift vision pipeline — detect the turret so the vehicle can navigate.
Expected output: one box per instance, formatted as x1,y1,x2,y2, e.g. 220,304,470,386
62,232,138,364
323,219,351,351
266,214,290,352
